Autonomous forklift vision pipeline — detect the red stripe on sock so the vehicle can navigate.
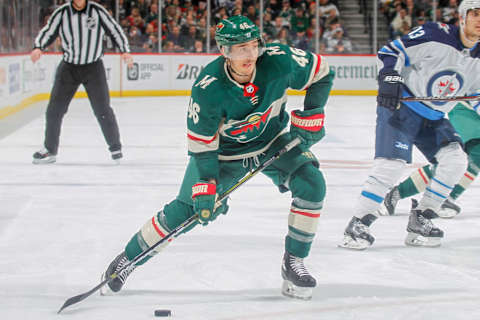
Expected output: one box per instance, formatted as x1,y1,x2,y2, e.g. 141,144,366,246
151,217,166,238
290,209,320,218
464,172,475,181
418,168,429,184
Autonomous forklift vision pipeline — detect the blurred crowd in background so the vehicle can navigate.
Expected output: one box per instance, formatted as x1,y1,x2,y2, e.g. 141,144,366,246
380,0,461,40
0,0,464,55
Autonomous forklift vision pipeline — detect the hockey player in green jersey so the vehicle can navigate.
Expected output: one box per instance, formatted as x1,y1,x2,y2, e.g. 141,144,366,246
100,15,334,300
379,101,480,218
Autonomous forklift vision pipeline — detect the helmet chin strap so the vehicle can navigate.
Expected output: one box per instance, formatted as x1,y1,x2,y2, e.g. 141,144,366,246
226,59,253,79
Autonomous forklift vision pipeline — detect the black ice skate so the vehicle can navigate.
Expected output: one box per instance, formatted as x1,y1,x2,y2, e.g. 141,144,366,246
338,216,376,250
377,186,400,216
438,198,461,219
100,251,136,295
281,251,316,300
411,198,459,219
405,209,444,247
32,148,56,164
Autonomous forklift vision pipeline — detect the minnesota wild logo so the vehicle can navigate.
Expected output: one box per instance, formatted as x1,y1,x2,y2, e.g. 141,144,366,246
216,23,224,31
222,107,272,143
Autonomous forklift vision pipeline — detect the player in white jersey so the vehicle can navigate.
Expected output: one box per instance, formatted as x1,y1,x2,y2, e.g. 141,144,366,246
339,0,480,249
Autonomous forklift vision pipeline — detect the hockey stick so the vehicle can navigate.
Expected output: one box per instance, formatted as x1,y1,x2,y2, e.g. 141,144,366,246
400,95,480,102
57,136,302,314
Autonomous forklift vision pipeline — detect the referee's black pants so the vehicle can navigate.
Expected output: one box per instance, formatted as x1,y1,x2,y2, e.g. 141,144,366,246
44,59,121,155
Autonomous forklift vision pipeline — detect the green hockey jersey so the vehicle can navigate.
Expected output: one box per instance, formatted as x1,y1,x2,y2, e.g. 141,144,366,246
186,43,331,179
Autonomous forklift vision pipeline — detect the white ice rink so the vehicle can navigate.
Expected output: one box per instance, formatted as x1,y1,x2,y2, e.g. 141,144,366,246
1,96,479,320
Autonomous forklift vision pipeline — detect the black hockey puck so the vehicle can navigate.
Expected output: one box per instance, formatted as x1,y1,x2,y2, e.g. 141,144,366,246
154,309,172,317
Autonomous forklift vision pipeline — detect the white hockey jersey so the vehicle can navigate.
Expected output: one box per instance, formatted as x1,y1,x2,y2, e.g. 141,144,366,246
378,22,480,120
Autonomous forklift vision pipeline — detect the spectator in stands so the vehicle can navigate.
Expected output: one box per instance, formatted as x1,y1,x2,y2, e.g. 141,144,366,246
291,7,310,34
267,0,282,17
291,30,310,50
405,0,420,20
214,7,229,24
181,25,199,52
197,17,207,42
319,0,340,28
163,40,176,52
391,7,412,39
442,0,459,24
273,16,288,37
246,4,258,22
145,2,159,25
136,0,149,18
166,25,185,52
322,19,343,41
415,15,427,27
193,39,204,53
306,17,321,41
273,27,292,46
325,27,353,53
263,12,277,39
143,34,159,53
128,25,145,52
279,0,294,22
127,7,145,33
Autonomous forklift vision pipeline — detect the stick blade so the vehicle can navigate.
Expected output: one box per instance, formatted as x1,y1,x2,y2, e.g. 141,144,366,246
57,293,87,313
57,279,108,313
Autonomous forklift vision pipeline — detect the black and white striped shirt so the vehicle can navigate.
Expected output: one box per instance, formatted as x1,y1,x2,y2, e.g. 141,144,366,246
34,1,130,65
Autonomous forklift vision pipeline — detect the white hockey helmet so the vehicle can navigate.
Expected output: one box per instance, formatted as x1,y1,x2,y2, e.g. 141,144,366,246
459,0,480,23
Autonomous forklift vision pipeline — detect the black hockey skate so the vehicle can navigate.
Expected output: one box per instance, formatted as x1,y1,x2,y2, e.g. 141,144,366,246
377,186,400,216
339,216,376,250
100,251,137,295
32,148,56,164
281,251,316,300
411,198,459,219
405,209,444,247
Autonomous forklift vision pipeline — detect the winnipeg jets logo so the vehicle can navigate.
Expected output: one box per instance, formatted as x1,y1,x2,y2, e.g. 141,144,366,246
437,22,450,34
86,17,97,30
427,70,464,106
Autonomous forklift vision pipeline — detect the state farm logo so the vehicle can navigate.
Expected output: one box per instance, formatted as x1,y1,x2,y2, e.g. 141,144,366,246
176,64,205,80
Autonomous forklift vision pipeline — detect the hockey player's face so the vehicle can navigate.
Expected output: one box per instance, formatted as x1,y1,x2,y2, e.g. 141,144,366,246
228,40,259,74
464,9,480,40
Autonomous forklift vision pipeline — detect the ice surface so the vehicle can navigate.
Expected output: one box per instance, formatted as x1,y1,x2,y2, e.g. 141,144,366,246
1,96,479,320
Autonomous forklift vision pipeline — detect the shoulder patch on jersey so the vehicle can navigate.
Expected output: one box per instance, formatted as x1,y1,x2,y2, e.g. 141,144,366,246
436,22,451,34
195,75,217,89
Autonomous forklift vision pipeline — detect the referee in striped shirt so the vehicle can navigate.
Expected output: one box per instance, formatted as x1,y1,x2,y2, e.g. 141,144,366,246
31,0,133,164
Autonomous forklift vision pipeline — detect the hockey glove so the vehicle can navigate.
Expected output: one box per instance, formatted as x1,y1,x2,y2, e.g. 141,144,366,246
290,108,325,151
377,71,404,111
192,181,218,226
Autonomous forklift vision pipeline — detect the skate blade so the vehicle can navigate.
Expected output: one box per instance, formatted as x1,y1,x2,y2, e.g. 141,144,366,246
338,235,370,250
437,208,458,219
281,280,313,300
376,203,389,216
405,232,442,247
99,272,114,296
32,157,56,164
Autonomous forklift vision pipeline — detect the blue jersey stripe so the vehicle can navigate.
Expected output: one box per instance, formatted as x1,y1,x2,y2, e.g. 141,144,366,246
393,40,410,67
